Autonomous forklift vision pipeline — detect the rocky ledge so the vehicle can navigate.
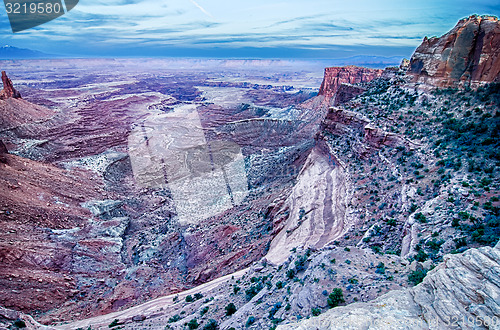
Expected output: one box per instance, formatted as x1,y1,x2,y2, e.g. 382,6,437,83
279,241,500,329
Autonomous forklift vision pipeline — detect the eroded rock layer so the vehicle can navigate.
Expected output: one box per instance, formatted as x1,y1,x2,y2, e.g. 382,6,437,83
318,66,383,98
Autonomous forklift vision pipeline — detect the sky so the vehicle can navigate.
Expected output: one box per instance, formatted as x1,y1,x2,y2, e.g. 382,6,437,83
0,0,498,59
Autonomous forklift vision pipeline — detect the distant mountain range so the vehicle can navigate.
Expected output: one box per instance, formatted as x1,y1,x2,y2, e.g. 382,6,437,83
323,55,405,68
0,45,56,59
0,45,406,67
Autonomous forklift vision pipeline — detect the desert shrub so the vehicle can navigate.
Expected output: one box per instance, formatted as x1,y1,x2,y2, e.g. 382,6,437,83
108,319,119,328
415,250,428,262
245,316,256,327
408,269,428,285
311,307,321,316
268,302,282,319
245,283,263,301
203,319,218,330
375,262,386,274
225,303,237,316
14,320,26,328
187,318,199,329
327,288,345,308
168,315,181,323
200,306,209,316
415,212,427,223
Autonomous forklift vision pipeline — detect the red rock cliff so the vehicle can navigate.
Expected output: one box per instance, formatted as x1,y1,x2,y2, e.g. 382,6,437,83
318,66,383,98
0,71,21,100
408,15,500,87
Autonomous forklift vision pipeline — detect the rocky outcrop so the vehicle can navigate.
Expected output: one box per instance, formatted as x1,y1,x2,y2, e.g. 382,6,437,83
321,107,403,151
0,71,21,100
318,66,383,98
408,15,500,87
278,242,500,329
0,306,45,330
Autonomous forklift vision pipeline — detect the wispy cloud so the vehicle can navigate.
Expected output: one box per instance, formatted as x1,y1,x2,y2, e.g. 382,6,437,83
0,0,497,58
189,0,213,18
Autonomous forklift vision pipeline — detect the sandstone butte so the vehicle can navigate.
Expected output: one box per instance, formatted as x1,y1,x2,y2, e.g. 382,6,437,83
317,66,383,98
0,71,21,100
409,14,500,87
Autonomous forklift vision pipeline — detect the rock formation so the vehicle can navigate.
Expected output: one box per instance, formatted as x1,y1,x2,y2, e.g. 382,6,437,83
408,15,500,87
0,73,52,129
0,140,7,163
0,71,21,99
318,66,383,98
278,242,500,330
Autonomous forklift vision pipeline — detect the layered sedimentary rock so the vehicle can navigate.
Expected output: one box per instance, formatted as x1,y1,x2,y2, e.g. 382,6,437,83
409,15,500,87
279,242,500,330
0,71,21,100
318,66,383,98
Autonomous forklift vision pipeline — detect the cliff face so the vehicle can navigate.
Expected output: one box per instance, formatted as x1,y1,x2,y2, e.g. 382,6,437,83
409,15,500,87
0,71,21,100
318,66,383,98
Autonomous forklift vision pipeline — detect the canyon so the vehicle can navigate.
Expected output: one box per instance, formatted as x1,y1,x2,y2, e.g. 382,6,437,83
0,14,499,330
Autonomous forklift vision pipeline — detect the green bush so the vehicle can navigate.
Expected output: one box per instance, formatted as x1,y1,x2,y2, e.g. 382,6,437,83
187,318,199,329
245,283,263,301
168,315,181,323
202,319,218,330
415,212,427,223
327,288,345,308
311,307,321,316
408,269,428,285
415,249,428,262
14,320,27,328
225,303,237,316
268,302,282,319
245,316,256,327
108,319,119,328
200,306,209,316
375,262,385,274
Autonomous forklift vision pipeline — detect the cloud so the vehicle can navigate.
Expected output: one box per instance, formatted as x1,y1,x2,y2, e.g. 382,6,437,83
1,0,498,58
189,0,213,18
